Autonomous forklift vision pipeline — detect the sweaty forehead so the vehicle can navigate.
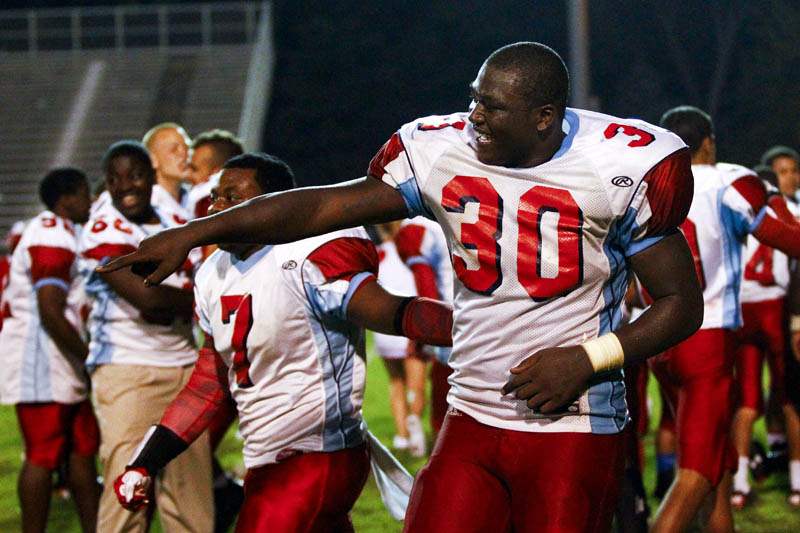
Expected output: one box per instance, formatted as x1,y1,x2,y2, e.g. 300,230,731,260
473,64,528,99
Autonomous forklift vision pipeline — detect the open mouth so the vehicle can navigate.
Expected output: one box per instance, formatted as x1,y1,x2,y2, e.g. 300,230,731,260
120,193,141,208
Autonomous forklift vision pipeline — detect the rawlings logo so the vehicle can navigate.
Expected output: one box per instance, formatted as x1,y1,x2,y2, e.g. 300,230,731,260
612,175,634,187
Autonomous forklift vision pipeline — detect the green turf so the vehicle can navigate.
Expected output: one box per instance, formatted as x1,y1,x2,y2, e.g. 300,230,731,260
1,342,799,531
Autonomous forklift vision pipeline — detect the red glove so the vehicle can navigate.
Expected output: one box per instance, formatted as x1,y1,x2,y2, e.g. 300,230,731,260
113,467,152,511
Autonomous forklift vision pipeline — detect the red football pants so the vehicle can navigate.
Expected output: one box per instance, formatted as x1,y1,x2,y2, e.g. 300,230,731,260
735,298,788,411
650,328,737,486
16,400,99,470
430,360,452,434
235,443,369,533
404,409,624,533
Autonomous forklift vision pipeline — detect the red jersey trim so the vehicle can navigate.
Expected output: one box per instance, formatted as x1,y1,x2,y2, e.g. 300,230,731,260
306,237,379,282
368,132,406,179
28,245,75,283
731,175,768,213
642,148,694,236
394,224,426,262
82,243,137,261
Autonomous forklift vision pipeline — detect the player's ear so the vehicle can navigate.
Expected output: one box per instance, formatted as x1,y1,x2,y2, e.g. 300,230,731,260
534,104,559,133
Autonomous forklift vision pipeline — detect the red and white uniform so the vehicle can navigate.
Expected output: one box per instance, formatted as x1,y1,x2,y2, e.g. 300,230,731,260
740,199,800,303
374,240,417,359
193,228,377,468
0,211,88,404
370,108,691,434
395,217,454,302
78,201,197,368
185,174,219,220
93,185,191,223
683,163,776,330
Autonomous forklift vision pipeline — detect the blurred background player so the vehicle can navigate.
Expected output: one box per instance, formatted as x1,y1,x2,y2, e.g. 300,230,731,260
142,123,192,221
184,128,246,531
0,168,99,533
653,106,800,532
374,221,428,456
759,145,800,470
112,153,453,532
732,162,800,508
393,216,453,445
186,129,245,219
79,141,212,532
0,220,26,330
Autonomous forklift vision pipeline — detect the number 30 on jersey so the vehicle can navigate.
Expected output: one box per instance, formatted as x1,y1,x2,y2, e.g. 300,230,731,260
442,176,583,300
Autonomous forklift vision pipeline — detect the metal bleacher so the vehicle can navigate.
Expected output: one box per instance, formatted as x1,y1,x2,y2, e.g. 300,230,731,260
0,2,274,247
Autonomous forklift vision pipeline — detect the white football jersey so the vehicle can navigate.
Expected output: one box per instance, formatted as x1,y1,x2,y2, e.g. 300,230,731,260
683,164,770,329
374,240,417,358
195,228,378,468
0,211,88,404
79,200,198,368
739,198,800,304
184,174,218,220
370,108,691,434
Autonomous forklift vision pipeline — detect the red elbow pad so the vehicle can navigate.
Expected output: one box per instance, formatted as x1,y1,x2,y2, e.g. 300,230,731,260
399,297,453,347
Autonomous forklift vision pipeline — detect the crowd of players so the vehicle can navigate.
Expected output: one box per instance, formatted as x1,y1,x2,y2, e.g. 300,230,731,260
2,41,800,532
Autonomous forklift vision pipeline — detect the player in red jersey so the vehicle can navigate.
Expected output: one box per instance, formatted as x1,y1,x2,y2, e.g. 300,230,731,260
111,153,453,531
102,42,705,532
652,107,800,532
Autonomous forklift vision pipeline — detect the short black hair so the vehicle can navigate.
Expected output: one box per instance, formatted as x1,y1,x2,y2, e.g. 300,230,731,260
659,106,714,153
760,145,800,167
753,164,777,188
485,42,570,112
192,129,245,166
223,153,296,194
102,140,154,176
39,167,88,210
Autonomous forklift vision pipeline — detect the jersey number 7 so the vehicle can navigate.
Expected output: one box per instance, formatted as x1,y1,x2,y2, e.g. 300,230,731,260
220,294,255,388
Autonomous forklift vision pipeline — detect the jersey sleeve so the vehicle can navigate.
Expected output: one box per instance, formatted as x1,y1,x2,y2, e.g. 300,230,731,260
302,236,380,321
394,223,440,299
624,148,694,257
193,282,212,337
25,217,78,291
368,131,430,218
721,174,769,238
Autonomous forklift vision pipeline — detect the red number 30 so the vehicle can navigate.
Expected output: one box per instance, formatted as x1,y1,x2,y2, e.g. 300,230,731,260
220,294,254,388
442,176,583,299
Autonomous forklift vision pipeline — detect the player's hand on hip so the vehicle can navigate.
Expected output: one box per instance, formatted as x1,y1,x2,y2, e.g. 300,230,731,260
113,467,152,511
97,225,193,286
502,345,594,414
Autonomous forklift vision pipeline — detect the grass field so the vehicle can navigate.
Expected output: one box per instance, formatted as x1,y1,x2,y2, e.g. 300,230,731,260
1,339,799,531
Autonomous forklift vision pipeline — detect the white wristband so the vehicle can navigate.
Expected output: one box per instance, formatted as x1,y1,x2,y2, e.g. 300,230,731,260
581,333,625,373
791,315,800,333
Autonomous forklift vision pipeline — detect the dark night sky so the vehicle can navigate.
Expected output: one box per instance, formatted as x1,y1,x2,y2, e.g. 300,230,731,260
3,1,799,184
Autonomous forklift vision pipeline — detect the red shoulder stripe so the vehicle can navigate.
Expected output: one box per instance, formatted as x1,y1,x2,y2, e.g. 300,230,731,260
307,237,379,282
731,174,768,213
82,243,138,261
28,246,75,283
394,224,426,263
642,148,694,236
368,132,406,179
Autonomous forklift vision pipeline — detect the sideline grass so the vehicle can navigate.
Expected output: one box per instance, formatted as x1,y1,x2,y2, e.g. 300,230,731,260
0,343,799,531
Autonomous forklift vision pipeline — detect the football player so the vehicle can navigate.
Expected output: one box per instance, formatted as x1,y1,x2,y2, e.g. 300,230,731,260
112,153,453,531
393,216,453,443
79,141,212,533
732,163,800,508
102,42,704,531
0,169,99,533
652,107,800,532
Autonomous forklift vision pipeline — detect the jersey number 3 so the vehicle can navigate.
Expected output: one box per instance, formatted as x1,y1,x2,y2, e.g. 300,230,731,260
442,176,583,300
220,294,255,388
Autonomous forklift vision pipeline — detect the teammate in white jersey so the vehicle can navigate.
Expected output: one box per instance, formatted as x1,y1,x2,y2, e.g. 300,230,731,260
80,141,212,533
394,216,454,439
102,42,705,532
111,153,453,532
651,107,800,532
732,163,800,508
186,129,244,219
0,220,26,330
143,123,193,221
0,169,99,533
373,225,428,454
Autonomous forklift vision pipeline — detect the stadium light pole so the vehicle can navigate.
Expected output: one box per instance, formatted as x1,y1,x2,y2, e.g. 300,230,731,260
567,0,592,109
